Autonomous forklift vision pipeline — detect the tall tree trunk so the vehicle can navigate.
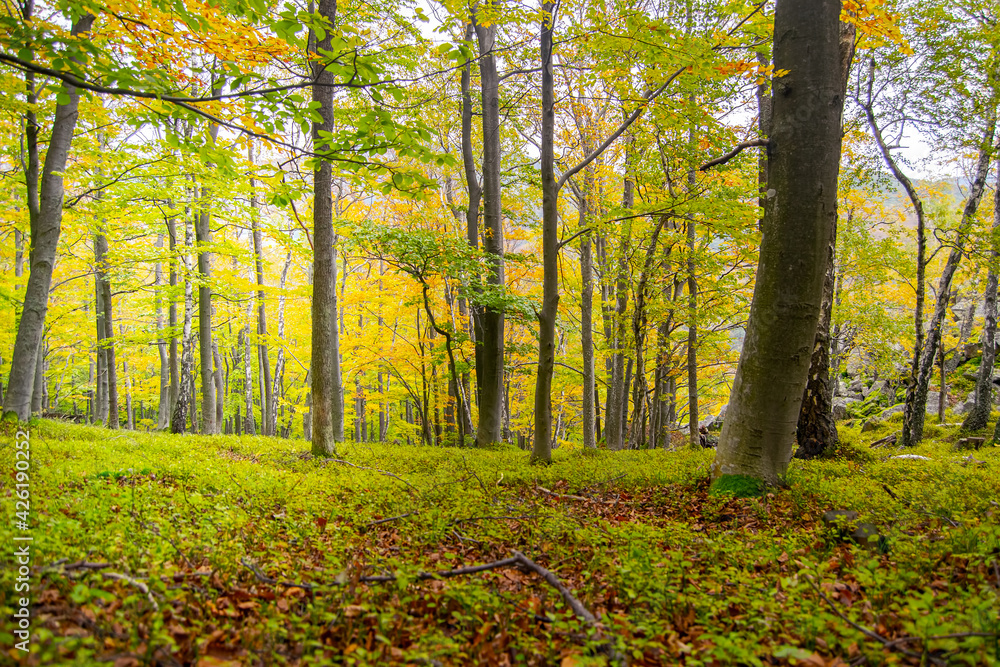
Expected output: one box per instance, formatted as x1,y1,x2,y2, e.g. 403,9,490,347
604,176,633,451
579,190,596,449
532,0,559,462
310,0,345,455
196,195,216,434
155,233,171,428
794,23,855,459
95,222,119,429
270,247,293,437
3,14,95,420
244,320,256,435
473,8,506,447
713,0,845,485
94,277,107,424
167,204,180,424
171,201,196,433
249,141,273,435
686,154,699,449
905,115,996,443
967,161,1000,432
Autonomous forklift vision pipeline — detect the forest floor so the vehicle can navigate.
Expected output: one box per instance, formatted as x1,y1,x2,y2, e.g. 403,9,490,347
1,418,998,666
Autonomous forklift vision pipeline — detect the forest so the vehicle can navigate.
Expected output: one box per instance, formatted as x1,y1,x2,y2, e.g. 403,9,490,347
1,0,999,665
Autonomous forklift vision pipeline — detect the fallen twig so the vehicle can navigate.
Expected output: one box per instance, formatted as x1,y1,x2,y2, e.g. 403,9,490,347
805,575,937,665
365,511,420,528
537,485,606,503
317,457,418,492
102,572,160,611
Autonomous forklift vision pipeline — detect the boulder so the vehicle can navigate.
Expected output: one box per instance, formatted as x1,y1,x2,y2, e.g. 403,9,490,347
864,379,887,400
848,379,864,393
832,398,849,421
925,391,941,415
821,510,884,553
953,437,986,452
955,392,976,416
876,404,905,421
891,454,931,460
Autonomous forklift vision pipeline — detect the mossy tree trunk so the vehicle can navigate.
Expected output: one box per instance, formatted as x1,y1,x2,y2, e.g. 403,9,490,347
713,0,846,485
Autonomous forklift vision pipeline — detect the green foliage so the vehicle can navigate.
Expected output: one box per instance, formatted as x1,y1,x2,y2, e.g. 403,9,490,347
709,473,765,498
1,421,998,664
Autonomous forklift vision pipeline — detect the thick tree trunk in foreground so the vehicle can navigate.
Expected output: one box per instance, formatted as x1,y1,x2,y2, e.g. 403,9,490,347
795,23,855,459
967,162,1000,432
713,0,845,485
474,10,506,448
3,14,95,420
532,0,559,462
310,0,345,455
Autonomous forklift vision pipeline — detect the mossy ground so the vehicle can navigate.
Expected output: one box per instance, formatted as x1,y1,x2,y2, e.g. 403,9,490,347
1,420,998,665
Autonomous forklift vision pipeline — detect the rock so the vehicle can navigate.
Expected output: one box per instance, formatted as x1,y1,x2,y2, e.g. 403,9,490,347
861,419,879,433
925,391,941,415
865,380,887,400
876,404,904,421
832,398,848,421
848,379,863,393
954,437,986,452
704,404,726,431
956,394,976,415
847,391,863,402
821,510,884,553
890,454,931,460
963,342,982,360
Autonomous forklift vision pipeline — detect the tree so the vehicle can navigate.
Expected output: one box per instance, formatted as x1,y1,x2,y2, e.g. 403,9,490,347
3,13,95,421
310,0,346,455
713,0,846,487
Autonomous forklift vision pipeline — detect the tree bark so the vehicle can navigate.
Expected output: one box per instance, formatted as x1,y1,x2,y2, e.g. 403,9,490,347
310,0,345,455
196,184,218,434
95,221,119,429
3,14,95,420
532,0,559,462
473,8,506,447
905,114,996,443
155,233,171,428
249,141,273,435
171,200,196,433
270,246,293,437
794,23,855,459
604,176,633,451
167,204,180,425
713,0,845,485
967,161,1000,432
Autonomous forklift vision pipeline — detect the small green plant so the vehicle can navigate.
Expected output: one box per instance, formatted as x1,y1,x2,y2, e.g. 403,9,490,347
709,473,764,498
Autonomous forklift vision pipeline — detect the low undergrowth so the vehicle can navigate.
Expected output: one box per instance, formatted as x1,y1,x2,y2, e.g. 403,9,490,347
1,420,999,666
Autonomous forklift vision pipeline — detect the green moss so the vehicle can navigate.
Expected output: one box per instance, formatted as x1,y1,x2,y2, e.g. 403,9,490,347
709,473,765,498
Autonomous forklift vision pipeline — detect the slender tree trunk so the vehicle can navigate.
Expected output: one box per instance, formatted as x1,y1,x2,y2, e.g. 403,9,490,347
244,320,256,435
686,158,699,448
171,202,196,433
905,115,996,443
532,0,559,462
270,247,293,436
579,191,596,448
473,8,506,447
967,162,1000,432
714,0,845,485
155,233,170,427
249,141,273,435
196,186,216,434
604,176,633,451
94,277,107,424
167,205,180,423
310,0,345,455
95,225,119,429
3,14,94,420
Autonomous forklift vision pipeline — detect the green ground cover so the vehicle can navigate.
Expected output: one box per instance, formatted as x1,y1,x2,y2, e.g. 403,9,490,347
1,420,998,665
